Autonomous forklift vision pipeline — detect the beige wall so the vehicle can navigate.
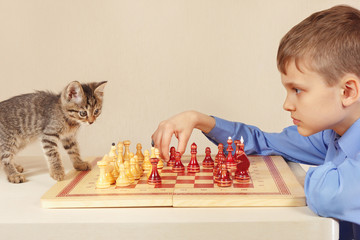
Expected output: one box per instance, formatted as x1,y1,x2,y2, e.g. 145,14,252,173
1,0,359,158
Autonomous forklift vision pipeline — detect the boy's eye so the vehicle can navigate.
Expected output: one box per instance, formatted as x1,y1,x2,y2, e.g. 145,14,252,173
79,111,87,117
294,88,302,94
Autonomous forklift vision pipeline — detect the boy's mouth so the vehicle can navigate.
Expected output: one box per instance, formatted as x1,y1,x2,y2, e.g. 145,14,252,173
292,117,301,125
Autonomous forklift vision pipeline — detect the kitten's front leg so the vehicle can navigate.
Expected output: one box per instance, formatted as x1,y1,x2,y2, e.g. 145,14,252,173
1,152,25,183
41,134,65,181
61,137,91,171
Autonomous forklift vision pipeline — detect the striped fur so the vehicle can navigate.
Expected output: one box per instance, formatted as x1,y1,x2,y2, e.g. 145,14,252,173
0,81,107,183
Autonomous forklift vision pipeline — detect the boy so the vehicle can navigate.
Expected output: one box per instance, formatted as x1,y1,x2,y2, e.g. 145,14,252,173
151,5,360,240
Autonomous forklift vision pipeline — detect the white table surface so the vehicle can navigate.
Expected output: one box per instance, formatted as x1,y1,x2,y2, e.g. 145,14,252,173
0,156,338,240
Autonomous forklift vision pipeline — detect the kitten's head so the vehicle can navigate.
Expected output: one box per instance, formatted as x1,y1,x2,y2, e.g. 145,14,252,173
61,81,107,125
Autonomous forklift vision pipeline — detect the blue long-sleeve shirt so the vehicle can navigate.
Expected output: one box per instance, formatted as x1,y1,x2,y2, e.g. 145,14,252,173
204,116,360,227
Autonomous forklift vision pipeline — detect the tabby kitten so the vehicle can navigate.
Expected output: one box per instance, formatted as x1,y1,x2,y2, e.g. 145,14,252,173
0,81,107,183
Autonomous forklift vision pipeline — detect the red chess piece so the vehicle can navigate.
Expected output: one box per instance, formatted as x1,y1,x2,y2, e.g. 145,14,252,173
217,164,233,187
167,146,176,167
148,158,162,184
234,140,241,160
202,147,214,168
215,143,225,164
234,153,251,182
214,154,226,182
225,137,237,169
187,143,200,173
172,152,185,173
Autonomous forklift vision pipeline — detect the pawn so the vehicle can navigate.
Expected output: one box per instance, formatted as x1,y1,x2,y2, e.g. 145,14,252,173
147,158,162,185
167,147,176,167
96,158,111,189
134,155,143,175
130,157,141,180
217,164,233,187
215,143,225,164
142,150,152,171
225,137,237,169
202,147,214,168
116,164,131,187
125,161,135,183
136,143,145,164
187,143,200,173
155,148,164,169
172,152,185,173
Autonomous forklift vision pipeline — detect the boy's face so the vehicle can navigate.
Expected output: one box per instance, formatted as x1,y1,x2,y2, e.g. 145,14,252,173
281,61,345,136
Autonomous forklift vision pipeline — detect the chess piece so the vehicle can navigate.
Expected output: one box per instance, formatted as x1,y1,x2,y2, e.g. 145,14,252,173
134,155,143,175
116,148,124,168
142,150,152,171
130,157,141,180
234,140,240,160
108,142,117,159
117,142,124,161
105,164,116,185
215,143,225,164
172,152,185,173
96,157,111,189
150,147,156,158
116,164,131,187
124,160,135,183
202,147,214,168
136,143,145,164
234,151,251,182
147,158,162,184
167,146,176,167
217,163,233,187
155,148,164,169
123,140,131,162
225,137,236,169
187,143,200,173
214,154,225,183
239,136,245,151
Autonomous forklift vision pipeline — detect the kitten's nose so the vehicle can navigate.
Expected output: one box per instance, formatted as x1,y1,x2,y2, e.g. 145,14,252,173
88,116,95,124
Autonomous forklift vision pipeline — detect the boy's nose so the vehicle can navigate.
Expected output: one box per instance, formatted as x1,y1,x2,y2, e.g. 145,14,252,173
283,96,295,112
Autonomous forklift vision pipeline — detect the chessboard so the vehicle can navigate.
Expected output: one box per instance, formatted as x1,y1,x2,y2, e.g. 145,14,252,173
41,155,306,208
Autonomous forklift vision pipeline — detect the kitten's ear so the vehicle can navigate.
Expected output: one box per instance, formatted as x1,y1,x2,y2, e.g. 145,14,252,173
65,81,84,104
94,81,107,98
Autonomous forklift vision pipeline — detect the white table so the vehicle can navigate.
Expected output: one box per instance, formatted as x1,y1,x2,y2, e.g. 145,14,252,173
0,156,338,240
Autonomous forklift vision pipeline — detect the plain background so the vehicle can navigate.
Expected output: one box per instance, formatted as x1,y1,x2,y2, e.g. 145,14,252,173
1,0,360,160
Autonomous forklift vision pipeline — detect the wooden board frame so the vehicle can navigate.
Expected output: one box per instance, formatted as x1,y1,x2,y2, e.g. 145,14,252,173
41,155,306,208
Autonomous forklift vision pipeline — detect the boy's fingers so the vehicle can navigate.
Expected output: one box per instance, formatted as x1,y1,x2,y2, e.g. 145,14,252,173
176,132,190,156
159,129,174,161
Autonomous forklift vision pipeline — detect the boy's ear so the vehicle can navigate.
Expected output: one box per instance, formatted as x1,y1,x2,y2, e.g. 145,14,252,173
340,74,360,107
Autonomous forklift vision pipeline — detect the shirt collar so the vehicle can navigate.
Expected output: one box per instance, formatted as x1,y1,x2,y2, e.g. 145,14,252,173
338,118,360,158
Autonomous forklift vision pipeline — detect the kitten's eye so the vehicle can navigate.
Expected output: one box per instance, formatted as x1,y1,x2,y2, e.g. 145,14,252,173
79,111,87,117
94,109,100,115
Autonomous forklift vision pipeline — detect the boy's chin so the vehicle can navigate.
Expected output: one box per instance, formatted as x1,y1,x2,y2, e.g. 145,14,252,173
296,126,318,137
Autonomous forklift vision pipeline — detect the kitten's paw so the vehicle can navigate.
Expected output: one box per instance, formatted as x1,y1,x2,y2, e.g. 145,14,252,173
15,164,24,173
74,161,92,171
50,169,65,181
8,173,26,183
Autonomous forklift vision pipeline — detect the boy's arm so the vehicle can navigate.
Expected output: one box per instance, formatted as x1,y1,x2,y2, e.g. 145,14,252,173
305,156,360,225
204,116,329,165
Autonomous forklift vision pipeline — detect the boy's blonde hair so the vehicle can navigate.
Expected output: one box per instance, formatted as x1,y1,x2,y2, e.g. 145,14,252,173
277,5,360,86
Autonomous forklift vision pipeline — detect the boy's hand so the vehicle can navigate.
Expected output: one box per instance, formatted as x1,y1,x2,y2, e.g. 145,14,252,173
151,111,215,160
